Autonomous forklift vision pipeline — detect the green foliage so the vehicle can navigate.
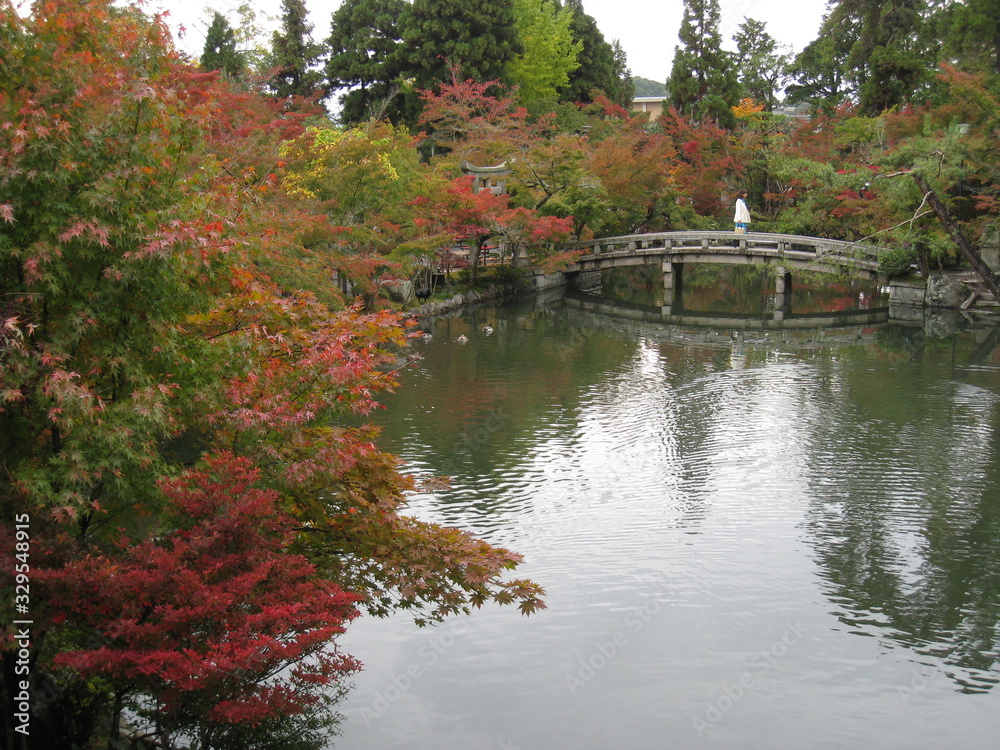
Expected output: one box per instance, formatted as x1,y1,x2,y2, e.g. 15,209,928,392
731,17,789,111
610,39,636,108
0,0,209,517
666,0,739,127
559,0,622,105
478,263,529,288
278,121,418,229
506,0,582,107
878,244,917,276
400,0,522,93
229,2,277,72
201,11,245,79
833,115,885,151
784,20,854,112
790,0,934,115
325,0,407,125
269,0,325,98
845,0,933,114
934,0,1000,75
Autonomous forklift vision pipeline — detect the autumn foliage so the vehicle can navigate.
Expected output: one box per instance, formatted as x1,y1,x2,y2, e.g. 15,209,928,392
5,0,1000,746
0,3,544,748
35,454,362,748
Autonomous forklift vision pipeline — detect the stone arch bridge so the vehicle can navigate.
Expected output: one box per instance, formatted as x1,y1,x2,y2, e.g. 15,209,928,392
559,231,887,314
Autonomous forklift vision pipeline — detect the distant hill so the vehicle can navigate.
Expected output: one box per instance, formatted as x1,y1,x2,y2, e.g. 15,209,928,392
633,77,667,97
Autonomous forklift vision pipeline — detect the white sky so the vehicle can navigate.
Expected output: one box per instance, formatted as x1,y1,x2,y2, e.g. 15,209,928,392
151,0,829,84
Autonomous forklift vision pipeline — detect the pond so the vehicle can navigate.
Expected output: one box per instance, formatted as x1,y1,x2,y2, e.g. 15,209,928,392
334,267,1000,749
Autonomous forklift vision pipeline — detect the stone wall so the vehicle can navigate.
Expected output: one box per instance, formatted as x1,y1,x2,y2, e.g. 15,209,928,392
888,274,998,315
408,270,568,317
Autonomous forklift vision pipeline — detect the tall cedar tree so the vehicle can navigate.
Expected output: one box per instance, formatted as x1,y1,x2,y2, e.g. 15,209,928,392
559,0,623,105
785,12,855,112
731,18,788,111
270,0,325,98
833,0,932,115
666,0,739,127
935,0,1000,75
326,0,407,125
399,0,522,96
201,11,245,79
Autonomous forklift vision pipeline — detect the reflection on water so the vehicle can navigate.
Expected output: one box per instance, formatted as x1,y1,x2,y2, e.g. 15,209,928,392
601,263,885,315
335,279,1000,749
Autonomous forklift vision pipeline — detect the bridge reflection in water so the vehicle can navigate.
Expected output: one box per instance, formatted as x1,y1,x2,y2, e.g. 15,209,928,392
561,292,890,349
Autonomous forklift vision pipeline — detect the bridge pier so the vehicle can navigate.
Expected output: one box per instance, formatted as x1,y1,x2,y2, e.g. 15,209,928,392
662,261,683,306
773,266,792,320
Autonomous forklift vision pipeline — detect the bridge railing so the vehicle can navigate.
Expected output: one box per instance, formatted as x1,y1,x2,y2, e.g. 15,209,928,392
562,231,885,269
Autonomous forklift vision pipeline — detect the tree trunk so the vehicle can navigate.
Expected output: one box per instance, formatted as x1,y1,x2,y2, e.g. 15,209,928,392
912,174,1000,301
469,239,482,288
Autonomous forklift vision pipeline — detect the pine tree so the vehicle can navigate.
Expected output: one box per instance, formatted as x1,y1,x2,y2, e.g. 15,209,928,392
326,0,407,124
784,12,855,111
935,0,1000,75
665,0,739,126
201,12,245,79
794,0,932,115
270,0,324,99
610,39,635,108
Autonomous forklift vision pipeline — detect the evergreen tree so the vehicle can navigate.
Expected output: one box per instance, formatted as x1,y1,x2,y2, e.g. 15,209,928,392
399,0,522,91
326,0,407,124
732,18,789,110
934,0,1000,75
559,0,620,104
201,11,244,79
610,39,636,108
270,0,324,98
830,0,932,114
784,13,855,110
665,0,739,126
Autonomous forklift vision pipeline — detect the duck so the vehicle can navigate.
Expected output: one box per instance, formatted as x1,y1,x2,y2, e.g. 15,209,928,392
482,325,494,335
456,334,469,344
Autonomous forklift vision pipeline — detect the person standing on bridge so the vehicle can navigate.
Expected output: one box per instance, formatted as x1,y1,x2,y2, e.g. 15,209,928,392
733,189,750,234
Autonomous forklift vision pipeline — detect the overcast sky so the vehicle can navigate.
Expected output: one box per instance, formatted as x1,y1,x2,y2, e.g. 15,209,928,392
153,0,829,84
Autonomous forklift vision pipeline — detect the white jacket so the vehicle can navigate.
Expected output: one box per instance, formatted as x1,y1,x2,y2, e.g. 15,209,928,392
734,198,750,224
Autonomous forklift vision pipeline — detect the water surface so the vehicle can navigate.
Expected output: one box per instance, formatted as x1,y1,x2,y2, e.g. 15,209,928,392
335,279,1000,749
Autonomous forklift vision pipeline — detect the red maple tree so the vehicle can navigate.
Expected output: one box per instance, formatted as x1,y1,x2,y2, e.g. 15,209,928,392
35,453,361,749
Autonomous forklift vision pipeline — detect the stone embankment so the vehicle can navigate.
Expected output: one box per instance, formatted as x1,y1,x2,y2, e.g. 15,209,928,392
405,267,1000,322
889,272,998,315
407,270,567,316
